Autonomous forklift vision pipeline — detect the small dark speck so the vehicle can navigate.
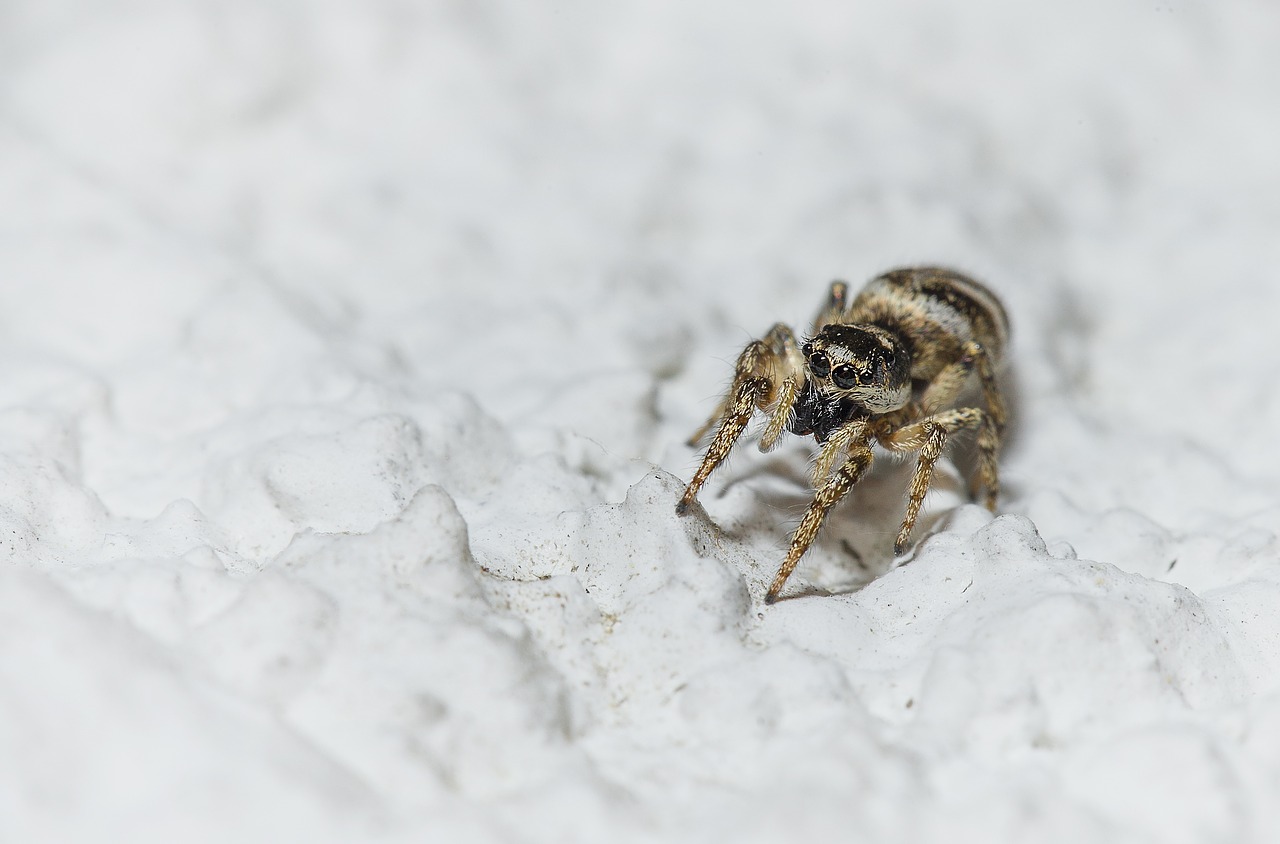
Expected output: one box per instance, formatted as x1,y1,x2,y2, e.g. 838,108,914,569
1167,558,1178,572
905,698,914,709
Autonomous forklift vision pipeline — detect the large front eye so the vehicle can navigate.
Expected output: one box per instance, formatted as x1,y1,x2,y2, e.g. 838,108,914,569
808,351,830,378
832,365,859,389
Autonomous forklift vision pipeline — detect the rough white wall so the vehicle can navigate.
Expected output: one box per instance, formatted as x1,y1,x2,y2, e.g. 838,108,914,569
1,1,1279,842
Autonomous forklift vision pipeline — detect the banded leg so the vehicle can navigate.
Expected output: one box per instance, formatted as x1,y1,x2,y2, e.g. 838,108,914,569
685,396,728,448
765,437,874,604
882,406,989,554
758,325,805,451
917,341,1004,509
811,418,870,487
972,342,1006,436
972,411,1000,510
677,324,803,514
918,341,980,414
969,344,1005,508
811,280,850,334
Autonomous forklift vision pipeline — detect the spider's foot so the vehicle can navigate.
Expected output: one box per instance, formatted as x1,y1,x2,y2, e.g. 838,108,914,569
969,484,998,511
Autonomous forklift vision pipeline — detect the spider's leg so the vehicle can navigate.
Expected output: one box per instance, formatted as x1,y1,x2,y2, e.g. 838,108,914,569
765,426,874,604
969,409,1001,511
969,344,1005,510
685,397,728,447
917,341,1004,508
810,280,850,334
677,324,802,514
972,343,1006,435
881,406,989,554
677,367,764,514
758,324,805,451
758,374,799,452
811,417,869,487
917,341,976,413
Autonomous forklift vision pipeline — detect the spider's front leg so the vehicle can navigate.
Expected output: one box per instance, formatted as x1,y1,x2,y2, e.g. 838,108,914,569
765,420,873,604
882,406,990,554
677,323,804,515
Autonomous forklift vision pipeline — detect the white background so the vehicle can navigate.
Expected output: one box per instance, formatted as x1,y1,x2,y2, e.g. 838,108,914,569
2,1,1280,841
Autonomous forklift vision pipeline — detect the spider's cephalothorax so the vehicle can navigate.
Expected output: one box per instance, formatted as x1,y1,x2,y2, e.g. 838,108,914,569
791,324,913,442
676,266,1009,603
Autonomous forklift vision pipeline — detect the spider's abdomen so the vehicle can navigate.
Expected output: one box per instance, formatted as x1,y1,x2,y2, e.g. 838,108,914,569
845,267,1009,381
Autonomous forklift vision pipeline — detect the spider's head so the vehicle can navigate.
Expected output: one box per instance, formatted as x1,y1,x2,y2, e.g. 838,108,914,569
802,324,911,414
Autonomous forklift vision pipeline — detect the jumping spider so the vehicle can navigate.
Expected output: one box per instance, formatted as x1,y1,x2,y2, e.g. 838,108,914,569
676,266,1009,603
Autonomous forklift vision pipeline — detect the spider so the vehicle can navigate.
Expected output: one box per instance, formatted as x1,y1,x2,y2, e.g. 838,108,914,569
676,266,1009,603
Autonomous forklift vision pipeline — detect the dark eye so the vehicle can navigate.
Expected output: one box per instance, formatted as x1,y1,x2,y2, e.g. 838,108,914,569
808,352,830,378
832,365,859,389
882,350,895,367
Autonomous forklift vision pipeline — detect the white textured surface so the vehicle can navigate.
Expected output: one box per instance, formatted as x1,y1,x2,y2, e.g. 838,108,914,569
3,2,1280,842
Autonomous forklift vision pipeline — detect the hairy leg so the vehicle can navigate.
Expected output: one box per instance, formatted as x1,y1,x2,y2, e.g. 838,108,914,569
969,344,1005,508
880,406,990,554
811,418,870,487
766,435,874,604
758,325,805,451
918,341,980,414
915,340,1004,508
971,411,1000,510
677,323,803,514
684,396,728,448
973,342,1006,436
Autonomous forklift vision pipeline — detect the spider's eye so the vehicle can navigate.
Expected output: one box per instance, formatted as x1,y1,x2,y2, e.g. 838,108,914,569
832,365,859,389
801,342,813,357
808,352,831,378
882,350,895,367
